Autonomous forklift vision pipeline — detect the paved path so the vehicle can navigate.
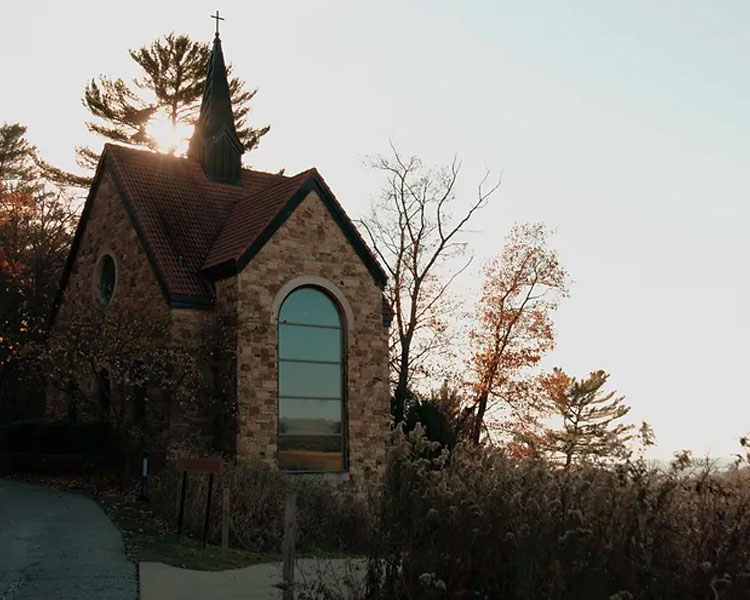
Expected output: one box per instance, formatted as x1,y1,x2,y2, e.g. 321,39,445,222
0,480,137,600
140,558,366,600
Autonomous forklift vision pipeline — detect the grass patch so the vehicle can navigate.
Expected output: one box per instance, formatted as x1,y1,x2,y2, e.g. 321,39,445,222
97,492,279,571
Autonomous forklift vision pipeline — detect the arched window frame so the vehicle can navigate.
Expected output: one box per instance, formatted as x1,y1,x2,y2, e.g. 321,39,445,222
274,278,351,473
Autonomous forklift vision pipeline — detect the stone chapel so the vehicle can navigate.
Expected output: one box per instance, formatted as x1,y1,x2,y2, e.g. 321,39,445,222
47,30,391,484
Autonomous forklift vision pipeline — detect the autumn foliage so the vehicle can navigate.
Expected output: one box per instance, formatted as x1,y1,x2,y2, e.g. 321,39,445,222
0,124,77,421
465,223,569,444
534,368,653,468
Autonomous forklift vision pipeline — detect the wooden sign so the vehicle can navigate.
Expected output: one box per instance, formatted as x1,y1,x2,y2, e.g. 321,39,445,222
175,456,223,547
176,456,223,474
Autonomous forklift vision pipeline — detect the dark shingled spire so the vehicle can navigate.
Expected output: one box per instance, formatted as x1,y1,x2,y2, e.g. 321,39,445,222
187,32,244,184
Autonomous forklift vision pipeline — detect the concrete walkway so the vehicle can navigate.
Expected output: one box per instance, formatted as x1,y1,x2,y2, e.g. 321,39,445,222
140,558,366,600
0,479,137,600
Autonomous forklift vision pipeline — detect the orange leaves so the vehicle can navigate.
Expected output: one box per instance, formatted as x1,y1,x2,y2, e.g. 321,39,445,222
466,223,569,443
539,368,573,413
0,129,78,366
536,368,643,466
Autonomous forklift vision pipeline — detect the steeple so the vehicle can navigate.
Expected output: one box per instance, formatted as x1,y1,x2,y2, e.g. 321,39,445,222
187,26,244,185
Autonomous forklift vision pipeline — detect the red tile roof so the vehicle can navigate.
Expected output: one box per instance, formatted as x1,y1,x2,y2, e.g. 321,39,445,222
202,168,315,271
106,144,290,303
55,144,386,311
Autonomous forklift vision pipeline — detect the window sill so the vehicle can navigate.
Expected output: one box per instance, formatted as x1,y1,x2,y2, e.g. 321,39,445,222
283,470,351,483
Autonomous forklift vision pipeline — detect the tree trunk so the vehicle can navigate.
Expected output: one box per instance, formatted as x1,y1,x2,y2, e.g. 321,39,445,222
471,390,489,444
564,451,573,472
393,347,410,425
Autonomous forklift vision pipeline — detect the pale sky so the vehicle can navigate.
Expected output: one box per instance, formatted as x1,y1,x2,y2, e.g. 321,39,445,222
2,1,749,459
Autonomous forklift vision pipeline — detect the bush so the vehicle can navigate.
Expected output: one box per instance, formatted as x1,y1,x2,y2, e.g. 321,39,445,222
150,459,374,554
363,428,750,599
404,399,457,451
0,420,109,455
152,432,750,599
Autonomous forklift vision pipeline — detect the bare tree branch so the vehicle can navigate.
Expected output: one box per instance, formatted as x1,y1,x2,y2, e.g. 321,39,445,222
362,145,500,422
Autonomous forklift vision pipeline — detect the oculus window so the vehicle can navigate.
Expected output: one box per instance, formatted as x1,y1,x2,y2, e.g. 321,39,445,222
278,287,345,472
95,254,116,306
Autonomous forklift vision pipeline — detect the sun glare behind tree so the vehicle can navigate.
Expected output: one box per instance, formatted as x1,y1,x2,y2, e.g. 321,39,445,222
147,108,193,155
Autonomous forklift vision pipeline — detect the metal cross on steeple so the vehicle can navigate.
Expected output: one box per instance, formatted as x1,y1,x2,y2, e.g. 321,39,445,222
211,10,225,36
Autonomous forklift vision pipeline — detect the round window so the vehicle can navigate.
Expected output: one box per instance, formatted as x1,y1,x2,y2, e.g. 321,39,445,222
96,254,116,306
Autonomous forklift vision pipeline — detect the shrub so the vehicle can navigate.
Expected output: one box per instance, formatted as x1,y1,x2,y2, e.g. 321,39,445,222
150,459,374,554
404,399,457,452
152,432,750,599
362,427,750,599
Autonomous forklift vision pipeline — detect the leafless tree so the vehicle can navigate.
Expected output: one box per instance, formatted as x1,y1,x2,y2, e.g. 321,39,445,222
358,143,500,424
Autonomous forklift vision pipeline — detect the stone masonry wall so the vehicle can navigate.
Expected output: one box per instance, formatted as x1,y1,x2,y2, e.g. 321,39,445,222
54,170,168,320
167,308,216,452
213,277,239,455
235,191,390,486
47,167,169,422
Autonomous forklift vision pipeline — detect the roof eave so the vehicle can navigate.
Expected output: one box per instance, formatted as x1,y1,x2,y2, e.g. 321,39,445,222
201,258,239,281
168,294,215,310
49,145,215,327
48,152,111,327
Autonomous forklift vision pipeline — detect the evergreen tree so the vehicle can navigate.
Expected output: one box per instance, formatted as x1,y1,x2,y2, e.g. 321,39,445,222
0,123,76,421
40,33,269,187
538,369,637,468
0,123,39,192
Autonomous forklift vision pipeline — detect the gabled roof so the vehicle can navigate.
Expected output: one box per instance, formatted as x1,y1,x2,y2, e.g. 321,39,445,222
202,169,314,273
51,144,386,321
202,167,387,288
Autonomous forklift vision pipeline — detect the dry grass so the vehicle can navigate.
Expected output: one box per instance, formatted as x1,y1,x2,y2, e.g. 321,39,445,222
150,459,373,556
362,431,750,599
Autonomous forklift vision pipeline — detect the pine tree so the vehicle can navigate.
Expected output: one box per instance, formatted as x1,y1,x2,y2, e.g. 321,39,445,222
1,123,77,421
0,123,39,192
40,33,269,187
1,123,76,347
539,369,636,468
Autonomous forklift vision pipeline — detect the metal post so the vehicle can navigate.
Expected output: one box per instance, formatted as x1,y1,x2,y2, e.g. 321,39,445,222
138,450,149,501
282,492,297,600
177,470,187,540
202,472,214,548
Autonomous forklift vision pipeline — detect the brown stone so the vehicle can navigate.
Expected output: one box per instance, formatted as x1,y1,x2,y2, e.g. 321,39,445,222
49,166,389,488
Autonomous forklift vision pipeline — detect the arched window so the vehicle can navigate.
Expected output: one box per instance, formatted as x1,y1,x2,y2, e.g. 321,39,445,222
278,287,345,472
95,254,117,306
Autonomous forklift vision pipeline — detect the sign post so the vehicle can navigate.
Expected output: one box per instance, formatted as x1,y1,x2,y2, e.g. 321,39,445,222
282,492,297,600
222,487,230,557
138,450,150,501
175,457,223,548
